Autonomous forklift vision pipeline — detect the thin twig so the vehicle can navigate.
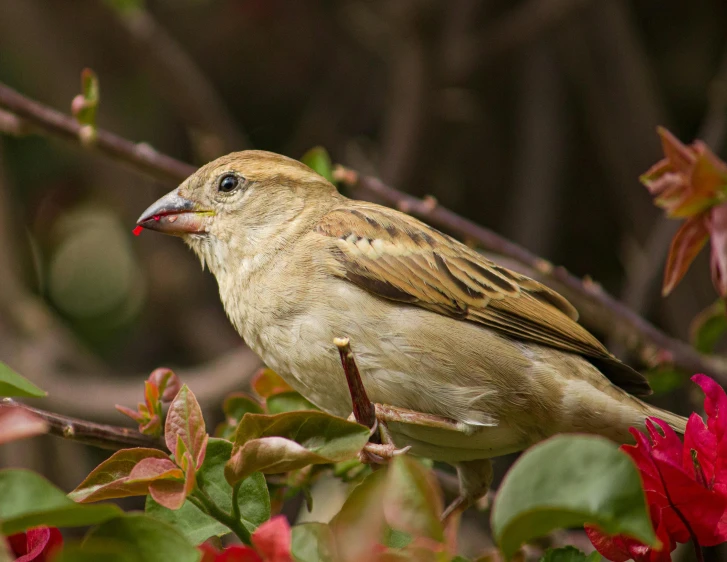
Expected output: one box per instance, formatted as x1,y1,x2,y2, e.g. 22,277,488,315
0,398,165,451
2,81,726,383
0,82,194,183
334,337,376,430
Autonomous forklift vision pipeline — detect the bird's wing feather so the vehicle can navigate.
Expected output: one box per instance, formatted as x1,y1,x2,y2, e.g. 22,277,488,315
315,203,651,396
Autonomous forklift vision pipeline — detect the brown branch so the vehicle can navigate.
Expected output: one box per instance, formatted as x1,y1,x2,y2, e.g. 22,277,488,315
0,82,194,183
335,166,727,383
2,80,726,384
334,337,376,431
1,398,165,451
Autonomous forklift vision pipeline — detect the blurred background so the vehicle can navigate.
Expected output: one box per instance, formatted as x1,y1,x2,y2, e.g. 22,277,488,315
0,0,726,559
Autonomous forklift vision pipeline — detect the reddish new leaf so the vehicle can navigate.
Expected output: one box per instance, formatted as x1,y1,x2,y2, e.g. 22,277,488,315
149,367,182,403
199,542,263,562
165,384,208,470
69,448,178,503
662,215,709,295
251,369,292,399
0,407,48,445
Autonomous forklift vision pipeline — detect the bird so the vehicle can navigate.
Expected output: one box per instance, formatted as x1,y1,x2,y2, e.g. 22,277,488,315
137,150,688,517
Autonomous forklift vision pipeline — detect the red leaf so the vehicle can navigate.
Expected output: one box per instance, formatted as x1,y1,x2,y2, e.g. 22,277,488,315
0,408,48,445
251,516,293,562
69,448,175,503
586,518,673,562
662,215,709,295
148,367,182,403
165,384,208,469
199,543,262,562
251,369,292,399
8,527,63,562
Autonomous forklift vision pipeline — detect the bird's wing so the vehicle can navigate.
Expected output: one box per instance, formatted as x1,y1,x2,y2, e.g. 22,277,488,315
315,202,651,396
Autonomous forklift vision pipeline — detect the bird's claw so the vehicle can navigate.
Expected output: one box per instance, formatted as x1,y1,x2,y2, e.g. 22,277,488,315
358,442,412,465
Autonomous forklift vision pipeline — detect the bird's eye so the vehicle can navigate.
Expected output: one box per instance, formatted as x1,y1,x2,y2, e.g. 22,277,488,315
218,174,240,193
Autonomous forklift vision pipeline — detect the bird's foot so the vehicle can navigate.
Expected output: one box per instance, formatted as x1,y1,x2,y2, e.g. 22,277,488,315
441,458,493,524
358,442,412,465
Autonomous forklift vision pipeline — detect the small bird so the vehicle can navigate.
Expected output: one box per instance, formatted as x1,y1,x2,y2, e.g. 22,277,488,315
137,150,687,516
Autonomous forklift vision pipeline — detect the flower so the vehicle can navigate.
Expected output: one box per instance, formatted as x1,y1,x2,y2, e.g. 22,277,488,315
640,127,727,296
198,516,292,562
7,527,63,562
587,375,727,559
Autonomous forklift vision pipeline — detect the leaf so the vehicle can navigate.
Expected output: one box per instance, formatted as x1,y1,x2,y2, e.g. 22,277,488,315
330,469,387,562
0,469,122,534
71,69,100,128
84,513,200,562
291,523,337,562
539,547,601,562
644,367,685,395
165,384,208,469
384,456,444,542
266,391,318,414
491,435,656,560
690,299,727,353
50,541,137,562
225,411,369,484
0,362,46,398
662,214,709,295
69,448,178,503
129,457,187,510
224,392,265,419
0,407,48,444
147,439,270,541
251,369,292,399
301,147,334,183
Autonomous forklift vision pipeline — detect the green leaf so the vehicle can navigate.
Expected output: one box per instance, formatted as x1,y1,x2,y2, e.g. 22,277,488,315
148,439,270,540
69,448,177,503
301,147,334,183
224,393,264,420
690,299,727,353
540,546,601,561
165,384,208,469
0,469,122,534
225,411,369,484
644,366,685,394
291,522,337,562
0,362,46,398
84,513,199,562
266,391,318,414
384,456,443,542
491,435,656,560
50,541,137,562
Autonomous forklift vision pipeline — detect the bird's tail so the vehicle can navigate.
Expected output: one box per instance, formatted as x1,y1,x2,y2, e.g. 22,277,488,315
639,402,688,435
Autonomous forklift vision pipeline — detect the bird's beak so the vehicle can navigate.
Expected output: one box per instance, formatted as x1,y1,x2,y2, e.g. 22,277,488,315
136,189,214,236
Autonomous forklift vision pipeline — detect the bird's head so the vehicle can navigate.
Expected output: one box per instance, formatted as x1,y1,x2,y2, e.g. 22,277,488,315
136,150,339,273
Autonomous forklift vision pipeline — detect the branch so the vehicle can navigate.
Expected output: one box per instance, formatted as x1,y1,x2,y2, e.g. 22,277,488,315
334,337,376,430
2,80,726,383
0,398,165,451
0,82,194,183
335,167,727,383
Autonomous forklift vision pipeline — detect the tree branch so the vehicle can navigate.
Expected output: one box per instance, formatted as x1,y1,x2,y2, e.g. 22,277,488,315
0,398,165,451
2,80,726,384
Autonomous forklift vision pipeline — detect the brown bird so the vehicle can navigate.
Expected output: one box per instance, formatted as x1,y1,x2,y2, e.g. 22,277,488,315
137,150,687,517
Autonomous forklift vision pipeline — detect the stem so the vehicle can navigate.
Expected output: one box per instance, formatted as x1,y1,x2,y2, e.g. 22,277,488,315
192,487,252,545
334,337,377,430
1,398,164,451
231,482,242,525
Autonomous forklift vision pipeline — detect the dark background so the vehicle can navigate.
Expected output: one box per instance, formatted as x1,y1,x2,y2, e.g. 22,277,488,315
0,1,725,559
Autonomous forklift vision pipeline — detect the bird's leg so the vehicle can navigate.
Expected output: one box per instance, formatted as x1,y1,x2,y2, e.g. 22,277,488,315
441,459,493,524
335,337,412,464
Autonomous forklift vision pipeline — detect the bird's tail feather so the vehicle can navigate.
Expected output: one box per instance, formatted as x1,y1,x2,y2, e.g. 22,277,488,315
641,403,688,435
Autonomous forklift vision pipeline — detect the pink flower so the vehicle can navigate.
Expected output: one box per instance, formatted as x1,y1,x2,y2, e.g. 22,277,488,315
588,375,727,559
7,527,62,562
199,516,292,562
